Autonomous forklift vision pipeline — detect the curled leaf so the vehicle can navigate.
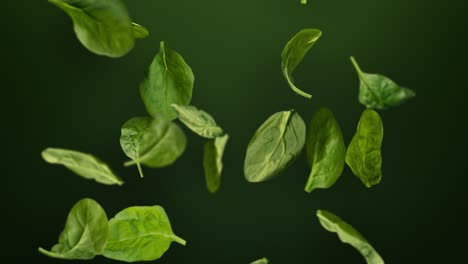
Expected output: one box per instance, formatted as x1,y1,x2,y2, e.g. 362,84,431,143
38,198,109,260
203,134,229,193
317,210,384,264
281,28,322,99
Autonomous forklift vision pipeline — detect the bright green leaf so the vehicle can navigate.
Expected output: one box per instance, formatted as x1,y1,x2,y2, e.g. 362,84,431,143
300,0,307,4
121,116,187,176
131,22,149,39
38,198,108,260
203,134,229,193
305,108,345,193
317,210,384,264
251,257,269,264
281,29,322,99
48,0,145,58
42,148,123,186
244,110,306,182
172,104,223,138
103,205,186,262
140,41,195,120
345,109,383,187
350,56,415,109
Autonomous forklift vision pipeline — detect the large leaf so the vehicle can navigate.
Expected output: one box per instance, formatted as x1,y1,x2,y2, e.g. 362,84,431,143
103,205,186,262
121,116,187,176
42,148,123,185
172,104,223,138
203,134,229,193
140,41,195,120
49,0,147,57
350,56,415,109
244,110,306,182
317,210,384,264
281,28,322,99
345,109,383,187
305,108,345,192
38,198,109,260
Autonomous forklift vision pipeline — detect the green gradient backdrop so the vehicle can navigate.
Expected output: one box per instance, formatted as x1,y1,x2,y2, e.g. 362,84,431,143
4,0,467,263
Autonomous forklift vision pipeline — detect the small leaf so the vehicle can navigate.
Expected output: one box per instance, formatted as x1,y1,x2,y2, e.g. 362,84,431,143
281,28,322,99
305,108,345,193
131,22,150,39
48,0,144,58
103,205,186,262
350,56,415,109
140,41,195,120
172,104,223,138
317,210,384,264
244,110,306,182
38,198,109,260
120,116,187,176
203,134,229,193
345,109,383,187
251,257,269,264
42,148,123,186
300,0,307,4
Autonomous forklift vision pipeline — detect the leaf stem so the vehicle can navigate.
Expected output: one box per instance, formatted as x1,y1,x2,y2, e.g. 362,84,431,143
349,56,379,102
173,235,187,246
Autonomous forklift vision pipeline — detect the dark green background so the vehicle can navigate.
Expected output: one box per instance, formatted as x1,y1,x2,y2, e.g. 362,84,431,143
5,0,466,263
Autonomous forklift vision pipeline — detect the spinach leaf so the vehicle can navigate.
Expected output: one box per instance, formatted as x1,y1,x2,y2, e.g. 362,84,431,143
172,104,224,138
244,110,306,182
281,29,322,99
300,0,307,4
251,257,269,264
38,198,109,260
131,22,149,39
350,56,415,109
317,210,384,264
345,109,383,187
140,41,195,120
305,108,345,193
120,115,187,176
42,148,123,185
103,205,186,262
49,0,146,58
203,134,229,193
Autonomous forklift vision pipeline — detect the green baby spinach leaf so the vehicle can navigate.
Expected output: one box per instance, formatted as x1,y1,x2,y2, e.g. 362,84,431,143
38,198,109,260
203,134,229,193
305,108,345,193
172,104,224,138
140,41,195,120
244,110,306,182
281,28,322,99
103,205,186,262
317,210,384,264
345,109,383,187
42,148,123,185
251,257,269,264
49,0,146,58
120,115,187,177
350,56,415,109
131,22,149,39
